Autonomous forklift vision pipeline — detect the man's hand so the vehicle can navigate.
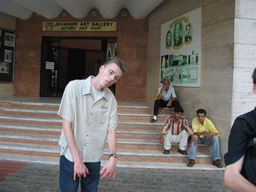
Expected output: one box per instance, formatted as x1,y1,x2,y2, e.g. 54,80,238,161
167,99,172,107
73,161,89,180
203,131,210,137
191,135,197,146
100,157,116,179
159,134,165,144
162,85,169,90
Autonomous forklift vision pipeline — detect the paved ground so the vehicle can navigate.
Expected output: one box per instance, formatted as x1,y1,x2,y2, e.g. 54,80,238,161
0,161,232,192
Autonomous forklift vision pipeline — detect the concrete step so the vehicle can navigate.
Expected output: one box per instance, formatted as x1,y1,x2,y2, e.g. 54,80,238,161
102,149,213,164
0,101,59,110
118,112,168,122
0,131,210,152
0,121,161,139
0,114,62,126
0,107,168,122
0,122,161,140
117,120,164,130
0,114,165,130
117,106,173,114
0,153,224,171
0,107,59,117
0,101,172,115
0,142,213,164
0,122,62,135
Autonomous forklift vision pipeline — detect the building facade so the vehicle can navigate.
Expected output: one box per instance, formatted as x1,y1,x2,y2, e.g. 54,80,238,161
0,0,256,159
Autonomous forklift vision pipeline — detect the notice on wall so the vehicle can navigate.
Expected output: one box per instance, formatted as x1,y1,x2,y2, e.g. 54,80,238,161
160,7,202,87
4,50,12,62
0,29,14,82
45,61,55,70
4,32,15,47
42,21,117,32
0,62,9,74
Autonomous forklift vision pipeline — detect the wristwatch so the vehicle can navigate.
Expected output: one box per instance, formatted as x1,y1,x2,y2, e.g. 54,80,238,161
109,154,117,159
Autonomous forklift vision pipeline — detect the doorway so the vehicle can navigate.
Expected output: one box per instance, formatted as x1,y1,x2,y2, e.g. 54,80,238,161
40,37,117,97
67,49,86,82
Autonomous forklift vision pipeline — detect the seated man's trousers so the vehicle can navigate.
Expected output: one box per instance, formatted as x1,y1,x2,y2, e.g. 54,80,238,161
153,99,180,116
164,130,189,150
188,135,221,160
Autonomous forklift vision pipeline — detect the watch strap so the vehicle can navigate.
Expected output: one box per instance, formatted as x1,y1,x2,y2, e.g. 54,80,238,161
109,154,117,158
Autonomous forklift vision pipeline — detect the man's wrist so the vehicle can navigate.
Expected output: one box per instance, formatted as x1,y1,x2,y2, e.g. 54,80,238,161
109,154,117,159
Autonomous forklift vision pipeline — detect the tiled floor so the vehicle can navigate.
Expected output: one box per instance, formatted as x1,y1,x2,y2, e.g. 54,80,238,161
0,160,27,182
0,160,232,192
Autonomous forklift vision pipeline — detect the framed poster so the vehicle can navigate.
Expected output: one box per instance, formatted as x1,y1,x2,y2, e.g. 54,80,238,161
160,7,202,87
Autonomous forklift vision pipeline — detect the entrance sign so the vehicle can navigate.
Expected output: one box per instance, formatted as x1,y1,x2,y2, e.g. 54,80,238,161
160,7,202,87
42,21,117,31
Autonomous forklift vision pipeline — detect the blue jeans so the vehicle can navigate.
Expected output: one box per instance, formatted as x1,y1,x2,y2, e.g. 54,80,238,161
188,135,221,160
59,156,100,192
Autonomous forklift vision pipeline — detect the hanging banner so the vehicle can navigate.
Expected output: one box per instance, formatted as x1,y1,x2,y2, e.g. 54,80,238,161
160,7,202,87
42,21,117,31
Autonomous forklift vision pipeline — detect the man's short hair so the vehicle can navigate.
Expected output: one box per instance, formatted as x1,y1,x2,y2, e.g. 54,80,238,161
252,67,256,84
104,56,127,74
174,106,184,113
196,109,206,115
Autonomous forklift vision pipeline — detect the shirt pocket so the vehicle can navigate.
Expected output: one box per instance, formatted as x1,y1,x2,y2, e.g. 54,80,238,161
100,106,109,124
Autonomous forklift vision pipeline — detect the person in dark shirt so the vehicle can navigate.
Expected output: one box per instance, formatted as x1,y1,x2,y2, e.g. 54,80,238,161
223,67,256,191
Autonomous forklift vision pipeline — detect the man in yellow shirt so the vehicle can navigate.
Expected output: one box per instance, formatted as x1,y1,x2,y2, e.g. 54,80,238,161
187,109,223,168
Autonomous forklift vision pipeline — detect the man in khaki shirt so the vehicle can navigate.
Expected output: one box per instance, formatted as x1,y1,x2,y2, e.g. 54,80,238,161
58,57,126,192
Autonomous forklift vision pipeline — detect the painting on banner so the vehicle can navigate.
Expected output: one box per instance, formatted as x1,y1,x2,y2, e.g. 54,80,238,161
160,7,202,87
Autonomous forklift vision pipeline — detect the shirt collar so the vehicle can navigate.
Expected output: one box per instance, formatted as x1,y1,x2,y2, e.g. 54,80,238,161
169,115,182,122
196,117,206,125
82,76,109,101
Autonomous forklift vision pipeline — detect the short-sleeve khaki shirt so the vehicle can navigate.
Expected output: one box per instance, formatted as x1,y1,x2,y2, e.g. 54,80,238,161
58,76,117,162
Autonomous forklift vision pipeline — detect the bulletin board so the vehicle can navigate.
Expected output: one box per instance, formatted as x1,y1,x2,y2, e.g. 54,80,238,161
0,29,15,82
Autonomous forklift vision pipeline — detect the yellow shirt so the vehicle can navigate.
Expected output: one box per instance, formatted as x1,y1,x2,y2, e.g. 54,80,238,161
58,76,117,162
192,117,220,138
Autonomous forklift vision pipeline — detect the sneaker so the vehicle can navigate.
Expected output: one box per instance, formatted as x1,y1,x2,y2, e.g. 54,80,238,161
163,150,170,154
212,160,223,168
187,159,195,167
150,115,157,123
178,149,188,155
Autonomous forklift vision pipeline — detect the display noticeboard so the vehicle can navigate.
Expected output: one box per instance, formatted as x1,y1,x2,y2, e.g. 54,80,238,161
0,29,15,82
160,7,202,87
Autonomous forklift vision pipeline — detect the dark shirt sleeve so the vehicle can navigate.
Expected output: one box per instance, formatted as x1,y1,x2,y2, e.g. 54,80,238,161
224,117,255,166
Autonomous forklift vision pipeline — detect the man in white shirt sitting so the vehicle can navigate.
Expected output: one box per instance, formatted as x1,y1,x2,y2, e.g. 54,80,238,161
151,78,180,123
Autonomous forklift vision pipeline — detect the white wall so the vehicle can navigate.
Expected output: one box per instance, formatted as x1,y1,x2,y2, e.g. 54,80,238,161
231,0,256,123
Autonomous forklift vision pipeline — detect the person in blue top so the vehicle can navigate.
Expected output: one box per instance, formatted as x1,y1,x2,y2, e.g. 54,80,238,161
224,67,256,191
151,78,180,122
